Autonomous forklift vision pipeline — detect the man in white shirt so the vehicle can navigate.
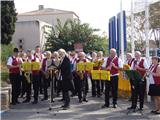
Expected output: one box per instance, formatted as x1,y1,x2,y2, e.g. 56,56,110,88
7,48,22,105
128,51,149,111
101,48,123,108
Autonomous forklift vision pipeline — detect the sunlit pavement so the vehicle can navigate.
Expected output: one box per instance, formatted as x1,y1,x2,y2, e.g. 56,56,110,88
1,93,160,120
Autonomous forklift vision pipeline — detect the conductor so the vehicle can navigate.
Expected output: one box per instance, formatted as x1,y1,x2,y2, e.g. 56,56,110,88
58,49,73,110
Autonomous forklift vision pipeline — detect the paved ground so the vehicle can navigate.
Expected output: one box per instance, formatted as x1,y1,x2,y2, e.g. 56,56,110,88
1,93,160,120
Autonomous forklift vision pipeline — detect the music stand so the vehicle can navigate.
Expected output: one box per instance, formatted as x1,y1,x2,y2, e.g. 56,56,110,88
48,68,57,111
124,70,144,115
124,70,142,84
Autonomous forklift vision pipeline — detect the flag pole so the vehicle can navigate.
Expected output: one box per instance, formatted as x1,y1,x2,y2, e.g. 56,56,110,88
120,0,124,62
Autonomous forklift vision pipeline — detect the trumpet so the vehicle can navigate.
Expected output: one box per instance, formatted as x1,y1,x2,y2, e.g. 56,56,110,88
24,71,31,83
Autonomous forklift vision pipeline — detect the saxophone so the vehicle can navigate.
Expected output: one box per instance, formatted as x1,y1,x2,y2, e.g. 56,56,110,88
44,59,54,79
24,71,31,83
45,69,51,79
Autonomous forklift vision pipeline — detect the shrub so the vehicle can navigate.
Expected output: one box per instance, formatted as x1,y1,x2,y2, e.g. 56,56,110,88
1,44,14,86
1,44,14,64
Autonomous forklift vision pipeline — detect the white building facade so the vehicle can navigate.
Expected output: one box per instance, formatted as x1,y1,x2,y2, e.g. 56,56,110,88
12,5,79,51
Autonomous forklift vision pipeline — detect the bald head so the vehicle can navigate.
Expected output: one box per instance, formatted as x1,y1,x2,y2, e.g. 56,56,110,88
78,52,85,60
135,51,141,60
110,48,117,58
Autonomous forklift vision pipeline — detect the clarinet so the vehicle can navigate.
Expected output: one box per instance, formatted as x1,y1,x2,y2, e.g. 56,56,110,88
142,64,154,80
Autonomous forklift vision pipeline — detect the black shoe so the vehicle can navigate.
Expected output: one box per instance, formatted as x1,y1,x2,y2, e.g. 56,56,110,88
16,101,21,104
10,102,16,105
22,99,30,103
92,95,96,97
79,99,82,103
61,105,65,108
32,101,38,104
51,99,55,103
56,93,60,97
83,98,88,102
40,91,42,94
71,93,76,97
62,105,70,110
132,109,136,112
127,106,135,110
97,95,101,98
101,104,109,108
20,94,25,98
41,97,48,101
58,99,64,102
154,111,160,115
150,110,158,114
137,108,143,111
113,104,117,108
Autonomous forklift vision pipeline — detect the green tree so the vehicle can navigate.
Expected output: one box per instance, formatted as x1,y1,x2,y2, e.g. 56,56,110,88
1,1,17,45
150,1,160,48
126,0,160,51
45,19,108,54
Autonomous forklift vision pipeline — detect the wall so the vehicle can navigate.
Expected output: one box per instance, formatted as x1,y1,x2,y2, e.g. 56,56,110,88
12,21,40,51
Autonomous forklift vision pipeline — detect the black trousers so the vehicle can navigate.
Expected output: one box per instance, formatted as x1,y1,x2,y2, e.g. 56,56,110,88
100,80,105,93
22,73,32,100
9,73,21,104
39,72,43,94
57,80,62,94
131,80,146,109
63,90,70,107
25,82,31,100
20,72,26,97
91,79,101,96
129,78,134,101
76,74,88,100
54,76,58,93
91,79,96,96
32,74,40,101
104,76,118,106
72,72,79,95
43,76,50,99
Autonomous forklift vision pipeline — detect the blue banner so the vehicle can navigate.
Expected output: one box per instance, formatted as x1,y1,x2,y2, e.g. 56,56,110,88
109,16,117,51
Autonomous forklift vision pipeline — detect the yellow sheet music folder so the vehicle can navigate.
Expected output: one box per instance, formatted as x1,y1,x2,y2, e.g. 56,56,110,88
32,62,41,70
91,70,110,81
22,62,32,71
100,70,110,81
91,70,100,80
76,62,85,71
85,62,94,71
